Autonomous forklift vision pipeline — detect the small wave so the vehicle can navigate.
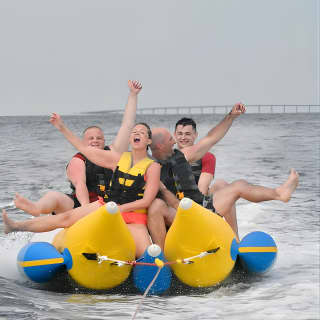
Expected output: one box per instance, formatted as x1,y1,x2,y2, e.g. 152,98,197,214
0,233,32,281
0,201,14,209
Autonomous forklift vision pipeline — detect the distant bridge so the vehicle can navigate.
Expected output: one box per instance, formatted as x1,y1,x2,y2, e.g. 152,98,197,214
108,104,320,115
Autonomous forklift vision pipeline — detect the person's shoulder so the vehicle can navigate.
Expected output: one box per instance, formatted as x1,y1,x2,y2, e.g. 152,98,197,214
202,152,215,161
72,153,86,161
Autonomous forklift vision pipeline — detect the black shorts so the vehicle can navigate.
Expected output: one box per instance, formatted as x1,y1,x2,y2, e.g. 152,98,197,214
202,194,215,211
52,194,80,215
66,194,81,208
202,194,224,217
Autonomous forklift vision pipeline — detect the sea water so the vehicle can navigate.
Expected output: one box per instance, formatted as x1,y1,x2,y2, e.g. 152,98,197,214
0,112,319,320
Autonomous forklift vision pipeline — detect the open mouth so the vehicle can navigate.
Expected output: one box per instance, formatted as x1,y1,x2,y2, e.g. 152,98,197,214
134,137,141,143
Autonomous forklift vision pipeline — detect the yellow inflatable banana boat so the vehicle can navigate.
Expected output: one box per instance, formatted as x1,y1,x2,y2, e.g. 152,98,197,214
165,198,237,287
17,198,277,294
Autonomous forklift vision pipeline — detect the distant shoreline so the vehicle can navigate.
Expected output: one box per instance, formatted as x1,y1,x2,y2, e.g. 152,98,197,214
1,104,319,117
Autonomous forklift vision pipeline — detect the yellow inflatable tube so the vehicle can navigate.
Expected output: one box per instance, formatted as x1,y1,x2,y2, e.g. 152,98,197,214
164,198,237,287
52,202,136,290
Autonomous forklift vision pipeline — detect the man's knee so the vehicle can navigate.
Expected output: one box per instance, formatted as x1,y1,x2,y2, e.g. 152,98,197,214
58,212,75,228
230,179,249,191
148,198,167,216
164,207,177,226
210,179,229,193
46,191,61,199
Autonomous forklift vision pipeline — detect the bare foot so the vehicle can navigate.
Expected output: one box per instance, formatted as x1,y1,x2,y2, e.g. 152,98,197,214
276,169,299,202
2,209,18,234
14,193,41,217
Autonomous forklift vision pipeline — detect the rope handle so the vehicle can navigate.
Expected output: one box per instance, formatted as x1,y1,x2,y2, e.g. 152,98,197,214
96,247,220,267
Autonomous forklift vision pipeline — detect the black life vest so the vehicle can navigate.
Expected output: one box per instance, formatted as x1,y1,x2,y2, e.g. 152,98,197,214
159,149,204,204
69,146,113,197
190,158,202,184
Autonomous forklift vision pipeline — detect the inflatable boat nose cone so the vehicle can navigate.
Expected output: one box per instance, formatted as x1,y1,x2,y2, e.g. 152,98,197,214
238,231,277,274
133,244,172,295
17,242,70,283
165,198,237,287
179,197,192,210
105,202,118,214
147,244,162,257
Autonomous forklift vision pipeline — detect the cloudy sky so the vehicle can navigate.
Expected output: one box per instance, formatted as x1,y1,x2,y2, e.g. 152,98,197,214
0,0,319,116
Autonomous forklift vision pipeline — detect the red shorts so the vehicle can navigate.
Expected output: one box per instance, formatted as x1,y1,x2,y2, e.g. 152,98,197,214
121,212,147,225
98,197,147,225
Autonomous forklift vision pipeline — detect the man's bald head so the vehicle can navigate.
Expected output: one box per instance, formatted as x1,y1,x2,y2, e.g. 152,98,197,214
150,128,169,147
150,127,175,160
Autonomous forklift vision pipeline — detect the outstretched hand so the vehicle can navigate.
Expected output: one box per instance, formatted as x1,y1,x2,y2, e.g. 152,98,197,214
49,113,64,130
229,103,246,117
128,80,142,95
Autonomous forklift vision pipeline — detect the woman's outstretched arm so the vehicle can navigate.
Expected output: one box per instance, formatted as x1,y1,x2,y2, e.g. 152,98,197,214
50,113,119,170
111,80,142,153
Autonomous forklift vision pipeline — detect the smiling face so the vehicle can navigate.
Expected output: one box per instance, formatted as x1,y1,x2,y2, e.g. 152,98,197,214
150,128,176,160
174,124,198,149
130,123,152,150
82,127,105,149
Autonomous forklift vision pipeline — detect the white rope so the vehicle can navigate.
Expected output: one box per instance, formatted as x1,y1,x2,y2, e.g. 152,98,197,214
131,267,162,320
182,251,211,263
97,255,129,266
96,249,217,267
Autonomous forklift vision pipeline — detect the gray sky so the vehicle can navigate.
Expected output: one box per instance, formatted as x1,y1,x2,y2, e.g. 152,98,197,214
0,0,319,116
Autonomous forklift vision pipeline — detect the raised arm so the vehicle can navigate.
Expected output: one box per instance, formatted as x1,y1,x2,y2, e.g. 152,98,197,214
111,80,142,153
182,103,246,163
50,113,119,170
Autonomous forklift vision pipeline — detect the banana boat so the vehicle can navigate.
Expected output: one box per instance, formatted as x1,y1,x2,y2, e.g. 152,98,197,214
17,198,277,294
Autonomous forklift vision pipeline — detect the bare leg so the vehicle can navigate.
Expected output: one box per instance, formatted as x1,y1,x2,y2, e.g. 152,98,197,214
213,169,299,237
14,192,75,216
127,224,152,258
147,198,175,251
2,201,101,234
275,169,299,202
210,179,238,240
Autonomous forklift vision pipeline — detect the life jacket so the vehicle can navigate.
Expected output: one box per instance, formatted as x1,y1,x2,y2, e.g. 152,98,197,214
190,158,202,184
69,146,113,201
159,149,204,204
105,152,154,214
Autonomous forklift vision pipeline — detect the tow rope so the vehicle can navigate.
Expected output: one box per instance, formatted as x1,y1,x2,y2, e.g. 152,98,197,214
83,247,220,319
82,247,220,266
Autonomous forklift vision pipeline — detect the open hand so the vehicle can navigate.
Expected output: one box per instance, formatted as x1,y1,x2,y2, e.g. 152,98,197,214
49,113,64,130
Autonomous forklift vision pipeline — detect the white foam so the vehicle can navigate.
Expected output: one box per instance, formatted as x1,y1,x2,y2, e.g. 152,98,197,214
0,234,30,281
236,202,267,238
31,228,63,243
0,201,14,209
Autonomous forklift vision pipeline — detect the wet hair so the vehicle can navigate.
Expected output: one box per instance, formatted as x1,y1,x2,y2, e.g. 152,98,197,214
82,126,103,135
175,118,197,131
135,122,152,139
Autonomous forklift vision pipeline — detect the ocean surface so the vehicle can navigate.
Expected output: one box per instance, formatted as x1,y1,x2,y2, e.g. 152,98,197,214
0,112,319,320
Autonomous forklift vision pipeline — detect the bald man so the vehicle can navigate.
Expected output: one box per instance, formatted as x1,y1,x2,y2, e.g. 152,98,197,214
148,104,299,249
